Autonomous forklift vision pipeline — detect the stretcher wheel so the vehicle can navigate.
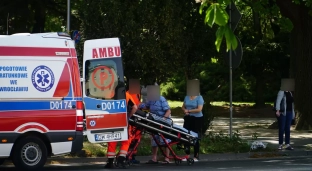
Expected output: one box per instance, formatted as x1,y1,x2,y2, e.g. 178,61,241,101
174,159,182,165
187,158,194,165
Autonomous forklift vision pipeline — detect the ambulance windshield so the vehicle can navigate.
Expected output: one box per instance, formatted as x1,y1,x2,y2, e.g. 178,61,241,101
84,58,125,100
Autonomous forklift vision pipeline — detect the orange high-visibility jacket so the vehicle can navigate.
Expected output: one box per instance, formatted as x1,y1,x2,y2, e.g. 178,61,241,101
126,91,140,105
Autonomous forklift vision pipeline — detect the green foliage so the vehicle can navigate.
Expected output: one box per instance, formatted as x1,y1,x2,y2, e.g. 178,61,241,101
77,0,216,85
0,0,295,109
292,0,312,8
76,131,251,158
201,131,250,153
161,53,281,103
0,0,83,34
200,1,237,52
203,3,229,27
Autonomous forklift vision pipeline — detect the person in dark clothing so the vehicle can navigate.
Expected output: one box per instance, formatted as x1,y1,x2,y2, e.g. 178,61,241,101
275,90,295,150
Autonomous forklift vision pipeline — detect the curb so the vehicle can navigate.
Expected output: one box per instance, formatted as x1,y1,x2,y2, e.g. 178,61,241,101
2,151,311,167
46,150,312,164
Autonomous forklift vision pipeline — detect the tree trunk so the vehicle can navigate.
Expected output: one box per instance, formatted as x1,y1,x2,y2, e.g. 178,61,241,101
277,0,312,130
252,8,265,107
254,74,266,108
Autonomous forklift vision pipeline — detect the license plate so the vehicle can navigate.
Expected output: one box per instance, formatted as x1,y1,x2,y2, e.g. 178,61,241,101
94,133,122,141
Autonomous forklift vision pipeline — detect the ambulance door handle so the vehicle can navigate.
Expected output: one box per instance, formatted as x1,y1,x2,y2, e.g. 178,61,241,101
96,104,101,108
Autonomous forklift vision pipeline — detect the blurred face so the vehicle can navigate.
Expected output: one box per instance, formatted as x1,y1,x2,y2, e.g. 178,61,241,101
280,79,295,91
187,79,200,96
147,85,160,101
129,79,140,94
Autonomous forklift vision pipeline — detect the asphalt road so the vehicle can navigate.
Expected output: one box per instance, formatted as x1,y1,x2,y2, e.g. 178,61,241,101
2,157,312,171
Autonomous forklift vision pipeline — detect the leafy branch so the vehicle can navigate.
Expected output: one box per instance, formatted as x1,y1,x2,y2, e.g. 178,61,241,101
198,0,238,52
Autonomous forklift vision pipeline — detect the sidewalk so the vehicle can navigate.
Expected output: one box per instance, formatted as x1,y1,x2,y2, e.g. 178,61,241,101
173,117,312,150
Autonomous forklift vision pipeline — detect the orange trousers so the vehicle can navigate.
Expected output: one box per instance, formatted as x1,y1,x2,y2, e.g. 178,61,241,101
107,125,137,158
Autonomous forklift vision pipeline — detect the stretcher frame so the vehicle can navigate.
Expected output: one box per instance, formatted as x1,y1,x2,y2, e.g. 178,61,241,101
127,111,199,165
126,126,142,161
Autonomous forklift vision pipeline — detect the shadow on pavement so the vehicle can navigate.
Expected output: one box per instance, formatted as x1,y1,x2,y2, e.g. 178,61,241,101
1,162,201,171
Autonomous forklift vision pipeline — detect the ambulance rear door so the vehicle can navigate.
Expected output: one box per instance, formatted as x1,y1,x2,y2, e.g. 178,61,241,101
82,38,128,143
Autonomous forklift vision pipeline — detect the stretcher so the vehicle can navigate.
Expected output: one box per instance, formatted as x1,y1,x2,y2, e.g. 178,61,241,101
127,110,199,165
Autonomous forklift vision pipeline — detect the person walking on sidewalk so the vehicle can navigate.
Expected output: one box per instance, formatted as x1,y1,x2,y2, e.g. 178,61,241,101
275,90,295,150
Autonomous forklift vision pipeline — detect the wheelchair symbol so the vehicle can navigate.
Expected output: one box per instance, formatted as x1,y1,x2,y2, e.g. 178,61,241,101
90,120,96,127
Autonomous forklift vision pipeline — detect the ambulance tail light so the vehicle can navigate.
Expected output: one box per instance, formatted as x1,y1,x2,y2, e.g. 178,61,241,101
76,101,84,131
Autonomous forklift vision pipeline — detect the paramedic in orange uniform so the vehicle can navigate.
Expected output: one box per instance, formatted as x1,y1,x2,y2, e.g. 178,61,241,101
104,92,138,168
126,90,142,164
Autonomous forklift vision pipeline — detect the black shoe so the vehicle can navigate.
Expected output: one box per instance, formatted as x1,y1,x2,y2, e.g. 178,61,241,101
285,145,294,150
104,158,115,168
117,156,127,168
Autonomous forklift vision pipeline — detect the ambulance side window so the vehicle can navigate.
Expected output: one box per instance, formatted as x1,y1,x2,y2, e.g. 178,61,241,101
85,58,125,100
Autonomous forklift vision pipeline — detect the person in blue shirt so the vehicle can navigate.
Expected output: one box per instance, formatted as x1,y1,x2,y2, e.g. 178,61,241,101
181,95,204,162
144,95,172,164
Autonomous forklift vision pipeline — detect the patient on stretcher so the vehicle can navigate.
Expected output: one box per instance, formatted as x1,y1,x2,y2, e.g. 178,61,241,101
131,109,199,143
149,113,198,138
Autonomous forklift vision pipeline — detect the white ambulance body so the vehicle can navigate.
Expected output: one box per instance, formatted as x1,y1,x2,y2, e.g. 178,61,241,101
0,32,84,171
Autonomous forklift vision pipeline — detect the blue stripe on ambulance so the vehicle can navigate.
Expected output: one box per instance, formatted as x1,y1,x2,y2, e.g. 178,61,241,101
63,97,83,101
0,101,77,111
83,98,127,114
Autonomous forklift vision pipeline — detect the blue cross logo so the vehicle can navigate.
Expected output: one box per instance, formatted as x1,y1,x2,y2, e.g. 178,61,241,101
31,65,55,92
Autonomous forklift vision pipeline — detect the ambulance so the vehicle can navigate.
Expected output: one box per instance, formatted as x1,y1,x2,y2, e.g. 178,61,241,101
0,32,84,171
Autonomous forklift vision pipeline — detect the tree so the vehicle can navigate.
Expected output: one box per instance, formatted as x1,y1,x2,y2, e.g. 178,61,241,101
276,0,312,130
235,0,291,107
0,0,82,34
198,0,312,130
77,0,217,85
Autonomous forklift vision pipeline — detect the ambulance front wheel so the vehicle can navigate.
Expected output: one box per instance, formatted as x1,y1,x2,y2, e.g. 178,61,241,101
12,136,48,171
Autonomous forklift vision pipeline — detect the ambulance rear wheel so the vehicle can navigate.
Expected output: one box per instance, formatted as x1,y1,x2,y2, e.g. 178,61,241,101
12,136,48,171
